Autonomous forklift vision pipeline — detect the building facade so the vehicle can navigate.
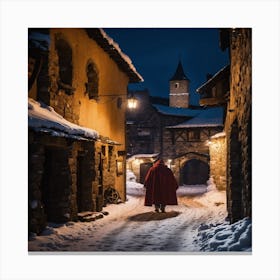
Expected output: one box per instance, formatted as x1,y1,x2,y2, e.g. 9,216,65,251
197,28,252,223
126,61,224,186
28,28,142,233
225,28,252,223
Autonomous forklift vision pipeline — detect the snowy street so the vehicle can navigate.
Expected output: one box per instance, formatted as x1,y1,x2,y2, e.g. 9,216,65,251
28,178,251,252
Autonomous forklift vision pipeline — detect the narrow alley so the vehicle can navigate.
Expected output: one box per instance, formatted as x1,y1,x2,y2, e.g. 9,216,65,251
28,180,251,252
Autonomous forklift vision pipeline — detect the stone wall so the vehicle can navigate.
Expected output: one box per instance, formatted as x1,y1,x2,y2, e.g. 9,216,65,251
169,79,190,108
28,132,47,234
126,156,156,183
162,126,222,183
162,127,215,159
93,142,119,207
29,28,135,233
169,93,190,108
28,130,99,233
225,28,252,223
48,39,81,124
209,133,226,190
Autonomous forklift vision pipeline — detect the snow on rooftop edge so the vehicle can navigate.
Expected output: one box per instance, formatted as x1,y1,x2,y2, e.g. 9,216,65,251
28,98,99,140
167,107,224,128
196,64,229,93
152,104,202,117
127,153,159,160
211,131,226,139
99,29,144,82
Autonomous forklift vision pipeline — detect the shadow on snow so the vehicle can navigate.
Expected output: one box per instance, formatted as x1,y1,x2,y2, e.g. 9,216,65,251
128,211,181,222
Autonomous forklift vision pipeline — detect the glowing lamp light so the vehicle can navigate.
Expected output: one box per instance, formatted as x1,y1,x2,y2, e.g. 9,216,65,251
167,159,172,168
127,94,138,109
205,140,212,146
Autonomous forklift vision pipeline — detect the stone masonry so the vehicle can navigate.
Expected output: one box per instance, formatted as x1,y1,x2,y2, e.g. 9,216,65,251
209,133,226,190
225,28,252,223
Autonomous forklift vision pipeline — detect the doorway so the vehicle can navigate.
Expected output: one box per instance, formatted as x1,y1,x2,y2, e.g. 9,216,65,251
181,159,209,185
77,153,93,213
41,147,70,222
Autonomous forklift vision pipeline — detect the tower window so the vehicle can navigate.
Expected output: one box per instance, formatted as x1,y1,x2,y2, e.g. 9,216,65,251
175,83,179,88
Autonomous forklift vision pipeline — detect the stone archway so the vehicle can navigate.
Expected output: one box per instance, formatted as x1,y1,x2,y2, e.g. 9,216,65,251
181,158,210,185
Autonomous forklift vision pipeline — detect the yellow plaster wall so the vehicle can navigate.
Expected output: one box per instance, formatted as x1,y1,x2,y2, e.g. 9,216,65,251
50,28,129,145
49,28,130,200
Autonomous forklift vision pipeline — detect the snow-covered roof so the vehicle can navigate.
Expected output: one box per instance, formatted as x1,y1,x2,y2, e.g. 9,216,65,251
167,107,224,128
86,29,143,83
29,28,143,84
152,104,203,117
28,98,99,141
211,131,226,139
196,65,229,93
127,153,159,161
28,31,50,51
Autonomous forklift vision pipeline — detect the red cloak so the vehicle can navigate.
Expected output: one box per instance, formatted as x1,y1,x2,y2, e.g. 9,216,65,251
144,160,178,206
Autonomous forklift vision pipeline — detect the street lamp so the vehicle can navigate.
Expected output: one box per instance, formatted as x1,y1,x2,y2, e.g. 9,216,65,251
93,93,138,110
127,93,138,109
167,159,172,168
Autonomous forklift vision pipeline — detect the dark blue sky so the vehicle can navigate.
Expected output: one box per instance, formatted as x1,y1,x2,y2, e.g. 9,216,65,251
104,28,229,105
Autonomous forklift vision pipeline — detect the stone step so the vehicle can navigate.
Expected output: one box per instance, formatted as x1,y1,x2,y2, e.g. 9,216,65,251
78,212,106,222
77,211,94,218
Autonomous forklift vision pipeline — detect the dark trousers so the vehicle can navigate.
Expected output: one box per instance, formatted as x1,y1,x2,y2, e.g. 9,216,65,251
155,204,165,212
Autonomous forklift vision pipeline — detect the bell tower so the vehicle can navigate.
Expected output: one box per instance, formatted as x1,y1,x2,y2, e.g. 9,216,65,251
169,60,190,108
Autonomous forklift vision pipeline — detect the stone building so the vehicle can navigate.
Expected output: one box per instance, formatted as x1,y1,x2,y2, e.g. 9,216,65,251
208,132,227,190
197,28,252,223
225,28,252,223
169,60,190,108
196,64,230,191
126,61,224,185
28,28,142,233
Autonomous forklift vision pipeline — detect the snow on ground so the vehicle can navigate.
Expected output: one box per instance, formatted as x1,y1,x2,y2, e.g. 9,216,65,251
196,217,252,252
28,172,251,253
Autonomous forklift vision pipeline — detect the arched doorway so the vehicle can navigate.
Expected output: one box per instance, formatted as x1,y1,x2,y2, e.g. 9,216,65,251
181,159,209,185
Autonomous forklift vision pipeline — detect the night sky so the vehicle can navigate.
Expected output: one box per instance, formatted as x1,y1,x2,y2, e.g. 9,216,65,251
104,28,229,105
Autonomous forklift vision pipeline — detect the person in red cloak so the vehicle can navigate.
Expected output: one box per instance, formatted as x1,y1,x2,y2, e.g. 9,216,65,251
144,159,178,213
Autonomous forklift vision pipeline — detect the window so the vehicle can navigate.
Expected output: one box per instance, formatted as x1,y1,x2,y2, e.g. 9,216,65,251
55,35,74,94
85,61,99,99
189,130,200,141
175,82,179,89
